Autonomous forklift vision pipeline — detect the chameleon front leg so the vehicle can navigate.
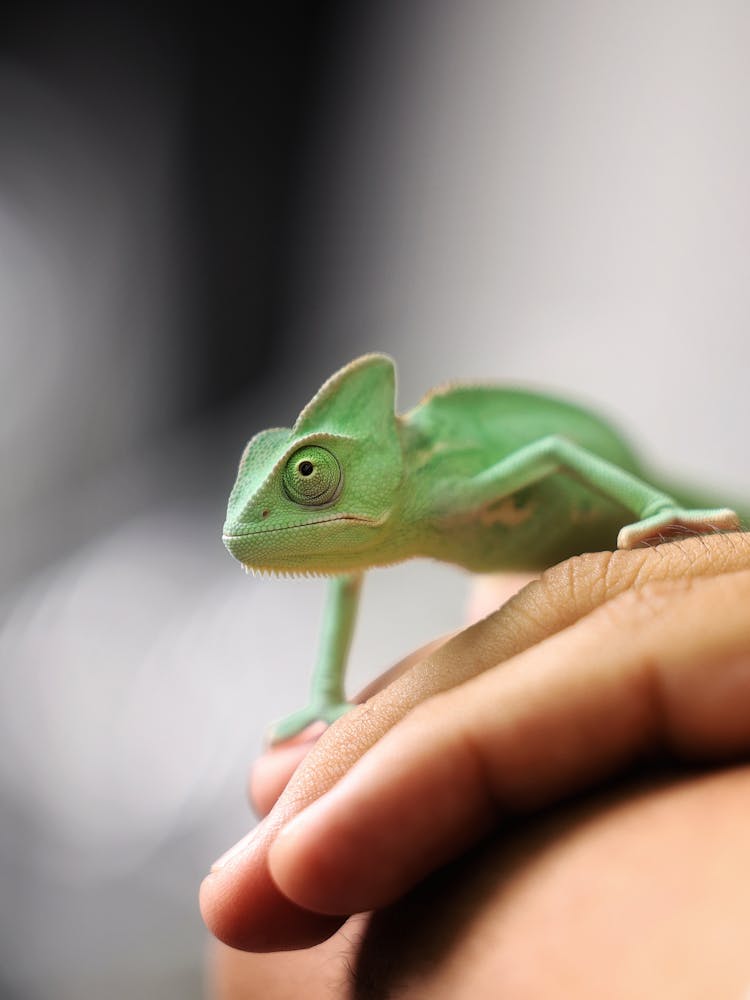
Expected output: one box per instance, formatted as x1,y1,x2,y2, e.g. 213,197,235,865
269,572,363,744
465,436,740,548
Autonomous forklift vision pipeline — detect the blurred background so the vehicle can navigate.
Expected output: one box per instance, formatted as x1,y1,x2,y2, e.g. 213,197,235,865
1,1,749,997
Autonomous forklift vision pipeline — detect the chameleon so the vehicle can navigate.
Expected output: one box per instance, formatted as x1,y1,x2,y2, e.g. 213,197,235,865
222,353,742,743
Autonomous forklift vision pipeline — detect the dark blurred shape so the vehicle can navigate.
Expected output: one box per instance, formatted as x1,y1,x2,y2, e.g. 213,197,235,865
183,0,358,415
0,0,356,420
0,7,375,998
0,0,366,593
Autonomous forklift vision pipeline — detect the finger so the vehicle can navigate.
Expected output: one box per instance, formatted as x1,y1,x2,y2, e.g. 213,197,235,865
201,533,750,951
268,568,750,915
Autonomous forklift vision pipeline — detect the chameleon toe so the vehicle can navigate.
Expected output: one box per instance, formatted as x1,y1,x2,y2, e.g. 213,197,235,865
268,701,353,745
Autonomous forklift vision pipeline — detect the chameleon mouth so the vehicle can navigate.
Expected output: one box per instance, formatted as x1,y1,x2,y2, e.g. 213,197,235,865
222,512,389,572
221,512,382,541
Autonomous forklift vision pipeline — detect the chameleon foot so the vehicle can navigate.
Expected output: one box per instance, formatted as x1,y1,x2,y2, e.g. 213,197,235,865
268,700,353,745
617,507,741,549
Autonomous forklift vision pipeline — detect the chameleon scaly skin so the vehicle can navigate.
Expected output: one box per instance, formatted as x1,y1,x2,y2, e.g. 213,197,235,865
222,354,741,742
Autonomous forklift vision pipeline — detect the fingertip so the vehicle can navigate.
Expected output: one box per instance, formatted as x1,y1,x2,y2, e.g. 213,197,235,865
200,821,345,951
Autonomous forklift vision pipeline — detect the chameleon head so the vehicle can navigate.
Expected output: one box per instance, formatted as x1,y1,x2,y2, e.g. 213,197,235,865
222,354,404,574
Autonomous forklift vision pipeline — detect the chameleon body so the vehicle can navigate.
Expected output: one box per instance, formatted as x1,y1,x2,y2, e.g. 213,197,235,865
222,354,740,742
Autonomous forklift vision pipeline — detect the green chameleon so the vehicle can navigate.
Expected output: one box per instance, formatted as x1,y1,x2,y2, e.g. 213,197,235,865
222,354,741,743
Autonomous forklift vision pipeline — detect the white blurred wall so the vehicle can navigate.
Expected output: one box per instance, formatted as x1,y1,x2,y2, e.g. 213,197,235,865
301,0,750,492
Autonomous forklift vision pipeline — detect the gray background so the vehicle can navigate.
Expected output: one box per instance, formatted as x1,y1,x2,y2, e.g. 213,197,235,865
2,2,749,997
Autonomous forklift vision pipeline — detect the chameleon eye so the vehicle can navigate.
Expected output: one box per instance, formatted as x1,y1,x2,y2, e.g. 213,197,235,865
283,446,342,506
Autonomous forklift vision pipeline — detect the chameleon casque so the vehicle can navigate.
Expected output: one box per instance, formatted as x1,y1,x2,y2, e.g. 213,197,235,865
222,354,741,742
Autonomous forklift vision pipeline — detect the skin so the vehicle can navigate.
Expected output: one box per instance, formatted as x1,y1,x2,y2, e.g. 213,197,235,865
202,532,750,999
221,354,740,741
210,769,750,999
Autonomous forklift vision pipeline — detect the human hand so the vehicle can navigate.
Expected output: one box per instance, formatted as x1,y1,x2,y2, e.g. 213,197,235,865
200,532,750,953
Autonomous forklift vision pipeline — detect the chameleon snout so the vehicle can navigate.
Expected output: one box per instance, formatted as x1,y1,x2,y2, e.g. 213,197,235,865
221,527,252,565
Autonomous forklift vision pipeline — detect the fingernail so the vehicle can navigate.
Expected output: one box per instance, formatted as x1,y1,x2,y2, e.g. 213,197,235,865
210,826,259,872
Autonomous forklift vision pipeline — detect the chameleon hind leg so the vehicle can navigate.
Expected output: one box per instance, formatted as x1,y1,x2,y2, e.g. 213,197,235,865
466,436,740,550
268,572,362,744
